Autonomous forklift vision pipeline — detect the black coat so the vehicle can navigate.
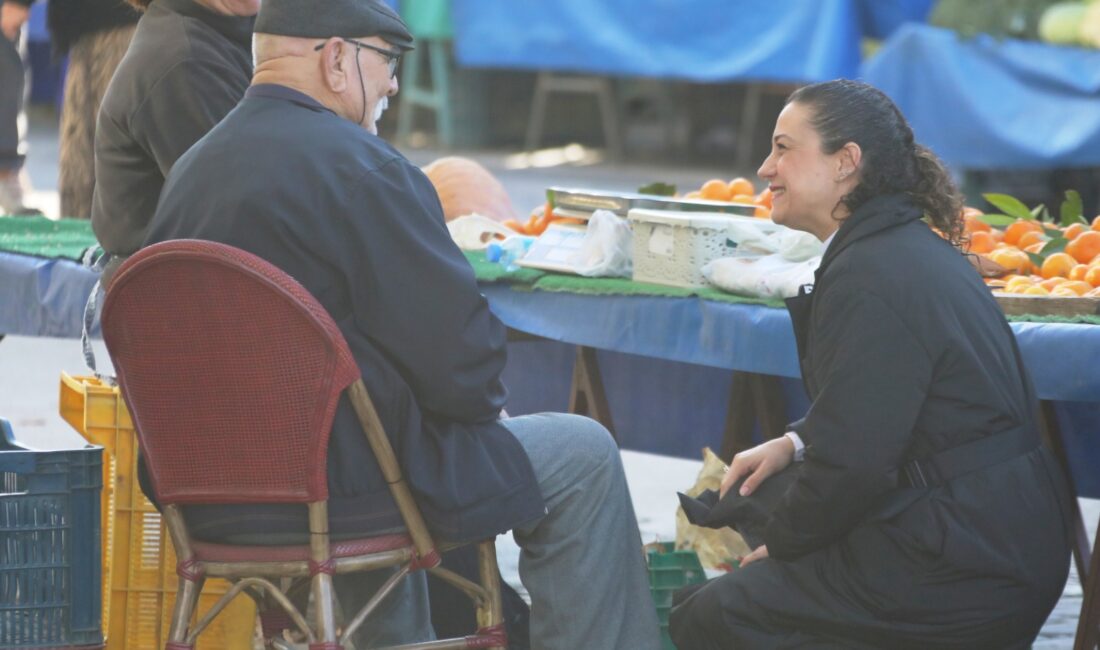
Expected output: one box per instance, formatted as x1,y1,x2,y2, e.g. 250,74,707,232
144,85,545,544
671,195,1072,649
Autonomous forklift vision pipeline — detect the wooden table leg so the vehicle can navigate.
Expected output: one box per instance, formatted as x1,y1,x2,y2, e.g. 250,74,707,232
567,346,617,442
1040,400,1091,580
720,371,787,463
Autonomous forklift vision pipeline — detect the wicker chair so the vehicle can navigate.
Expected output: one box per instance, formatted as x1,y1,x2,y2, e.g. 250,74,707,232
101,240,506,650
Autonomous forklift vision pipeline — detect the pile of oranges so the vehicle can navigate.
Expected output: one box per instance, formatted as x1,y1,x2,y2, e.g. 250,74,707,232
966,209,1100,297
683,177,773,219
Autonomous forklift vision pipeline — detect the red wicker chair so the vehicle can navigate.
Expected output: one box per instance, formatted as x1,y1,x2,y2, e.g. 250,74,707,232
101,240,506,650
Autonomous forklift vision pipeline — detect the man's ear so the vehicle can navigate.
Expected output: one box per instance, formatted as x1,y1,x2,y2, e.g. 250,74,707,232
320,38,349,93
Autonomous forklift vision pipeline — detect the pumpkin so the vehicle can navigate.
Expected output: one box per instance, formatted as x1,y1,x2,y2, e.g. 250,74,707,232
421,156,518,223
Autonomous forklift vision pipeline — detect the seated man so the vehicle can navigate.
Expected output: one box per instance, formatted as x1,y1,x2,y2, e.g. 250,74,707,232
141,1,661,648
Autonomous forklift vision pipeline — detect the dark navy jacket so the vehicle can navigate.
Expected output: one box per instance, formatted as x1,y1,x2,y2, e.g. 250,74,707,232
144,84,545,543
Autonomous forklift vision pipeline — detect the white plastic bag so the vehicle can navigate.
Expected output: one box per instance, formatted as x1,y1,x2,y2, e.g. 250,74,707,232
446,214,517,251
703,254,820,299
568,209,633,277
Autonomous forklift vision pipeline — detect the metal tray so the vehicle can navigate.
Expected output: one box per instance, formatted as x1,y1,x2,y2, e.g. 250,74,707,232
547,187,757,218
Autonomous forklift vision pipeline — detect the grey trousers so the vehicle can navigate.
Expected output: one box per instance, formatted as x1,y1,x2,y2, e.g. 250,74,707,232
229,412,661,649
0,27,28,172
505,412,662,650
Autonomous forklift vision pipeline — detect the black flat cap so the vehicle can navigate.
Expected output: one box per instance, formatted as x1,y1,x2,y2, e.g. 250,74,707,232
255,0,414,50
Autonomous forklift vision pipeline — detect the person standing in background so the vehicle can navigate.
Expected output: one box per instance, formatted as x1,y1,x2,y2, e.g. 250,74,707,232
3,0,140,218
91,0,256,282
0,0,37,215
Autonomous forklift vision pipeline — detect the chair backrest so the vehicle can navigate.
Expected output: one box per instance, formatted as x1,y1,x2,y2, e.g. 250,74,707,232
101,240,360,506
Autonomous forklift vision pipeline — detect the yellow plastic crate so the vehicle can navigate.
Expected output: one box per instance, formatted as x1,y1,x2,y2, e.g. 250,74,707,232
60,373,256,650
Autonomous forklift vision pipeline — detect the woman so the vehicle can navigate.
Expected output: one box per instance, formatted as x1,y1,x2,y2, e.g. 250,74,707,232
670,79,1072,649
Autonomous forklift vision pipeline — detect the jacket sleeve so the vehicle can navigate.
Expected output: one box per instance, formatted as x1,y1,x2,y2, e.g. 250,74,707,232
764,287,933,560
335,157,508,424
129,58,247,177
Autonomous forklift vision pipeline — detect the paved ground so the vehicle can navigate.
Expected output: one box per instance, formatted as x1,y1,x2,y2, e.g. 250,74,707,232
5,108,1092,647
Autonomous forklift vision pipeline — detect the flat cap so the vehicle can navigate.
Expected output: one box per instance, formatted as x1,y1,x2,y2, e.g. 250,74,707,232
255,0,414,50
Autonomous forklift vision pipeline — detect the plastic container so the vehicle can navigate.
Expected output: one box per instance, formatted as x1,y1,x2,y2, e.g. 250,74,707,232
628,209,782,288
59,374,256,650
0,418,104,649
646,542,706,650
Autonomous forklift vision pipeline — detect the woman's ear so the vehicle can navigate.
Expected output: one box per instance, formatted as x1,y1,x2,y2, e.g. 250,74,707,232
836,142,862,181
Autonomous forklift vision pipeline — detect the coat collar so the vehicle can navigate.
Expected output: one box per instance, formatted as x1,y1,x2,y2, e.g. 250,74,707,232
155,0,255,50
816,194,924,281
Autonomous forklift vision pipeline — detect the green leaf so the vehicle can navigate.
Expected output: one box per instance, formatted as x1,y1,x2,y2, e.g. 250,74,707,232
638,182,677,197
1030,204,1045,220
1041,226,1063,239
1026,252,1045,269
983,193,1033,220
1061,190,1085,226
977,213,1016,227
1040,237,1069,256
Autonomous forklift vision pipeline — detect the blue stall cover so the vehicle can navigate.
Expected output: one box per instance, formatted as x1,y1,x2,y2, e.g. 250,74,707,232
863,24,1100,169
451,0,863,82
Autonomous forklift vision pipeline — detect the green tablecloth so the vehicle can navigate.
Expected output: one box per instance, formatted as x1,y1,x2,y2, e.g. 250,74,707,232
0,216,98,261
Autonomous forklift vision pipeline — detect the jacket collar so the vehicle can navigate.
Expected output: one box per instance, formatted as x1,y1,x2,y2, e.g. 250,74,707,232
156,0,255,50
816,194,923,280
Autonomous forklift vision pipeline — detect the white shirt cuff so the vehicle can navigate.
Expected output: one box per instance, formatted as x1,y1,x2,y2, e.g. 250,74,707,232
784,432,806,462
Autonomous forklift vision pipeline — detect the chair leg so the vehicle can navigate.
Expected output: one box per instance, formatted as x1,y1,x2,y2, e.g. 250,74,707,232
165,574,204,650
476,540,507,650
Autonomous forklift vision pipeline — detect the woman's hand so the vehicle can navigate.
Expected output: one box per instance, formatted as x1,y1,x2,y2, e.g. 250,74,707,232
719,436,795,499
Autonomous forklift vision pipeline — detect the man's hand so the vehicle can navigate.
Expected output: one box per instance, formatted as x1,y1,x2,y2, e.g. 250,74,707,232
1,2,29,42
740,544,769,567
719,435,795,499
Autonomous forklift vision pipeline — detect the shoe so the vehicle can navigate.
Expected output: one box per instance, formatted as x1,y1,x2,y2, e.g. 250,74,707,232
0,170,40,216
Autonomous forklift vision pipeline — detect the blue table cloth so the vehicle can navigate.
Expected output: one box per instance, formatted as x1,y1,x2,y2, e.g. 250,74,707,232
862,24,1100,169
4,251,1098,494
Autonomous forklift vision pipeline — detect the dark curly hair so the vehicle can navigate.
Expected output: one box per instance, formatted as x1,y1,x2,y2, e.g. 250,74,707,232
787,79,965,246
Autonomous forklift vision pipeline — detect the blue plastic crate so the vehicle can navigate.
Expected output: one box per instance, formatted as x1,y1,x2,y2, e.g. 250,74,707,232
0,418,104,649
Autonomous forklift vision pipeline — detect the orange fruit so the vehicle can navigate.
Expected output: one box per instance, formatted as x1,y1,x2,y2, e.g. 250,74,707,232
963,213,991,234
1069,264,1090,281
730,193,756,204
754,205,771,219
1060,280,1093,296
1051,285,1080,297
700,179,732,202
1064,223,1087,240
1024,242,1045,255
1092,215,1100,231
1040,252,1077,279
1023,285,1050,296
987,248,1031,274
755,187,773,209
1015,230,1046,249
1066,231,1100,264
1003,220,1042,246
1004,275,1034,292
966,231,996,254
1039,277,1064,291
727,177,755,198
1086,265,1100,287
990,229,1005,243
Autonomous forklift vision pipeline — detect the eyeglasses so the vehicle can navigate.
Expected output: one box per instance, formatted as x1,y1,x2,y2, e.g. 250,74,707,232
314,38,401,79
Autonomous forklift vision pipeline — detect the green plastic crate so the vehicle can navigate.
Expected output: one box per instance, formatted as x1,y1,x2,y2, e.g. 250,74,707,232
646,542,706,650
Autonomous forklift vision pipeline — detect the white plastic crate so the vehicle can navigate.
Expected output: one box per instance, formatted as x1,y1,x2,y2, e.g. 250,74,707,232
628,209,782,288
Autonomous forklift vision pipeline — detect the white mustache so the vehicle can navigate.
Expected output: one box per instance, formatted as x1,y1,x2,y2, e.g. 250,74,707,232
373,96,389,123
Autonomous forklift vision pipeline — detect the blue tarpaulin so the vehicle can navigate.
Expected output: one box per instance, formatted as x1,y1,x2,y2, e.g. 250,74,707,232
863,24,1100,169
451,0,864,82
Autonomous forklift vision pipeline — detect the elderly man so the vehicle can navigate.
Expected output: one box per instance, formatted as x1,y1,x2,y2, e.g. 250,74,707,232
92,0,258,275
141,1,662,648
